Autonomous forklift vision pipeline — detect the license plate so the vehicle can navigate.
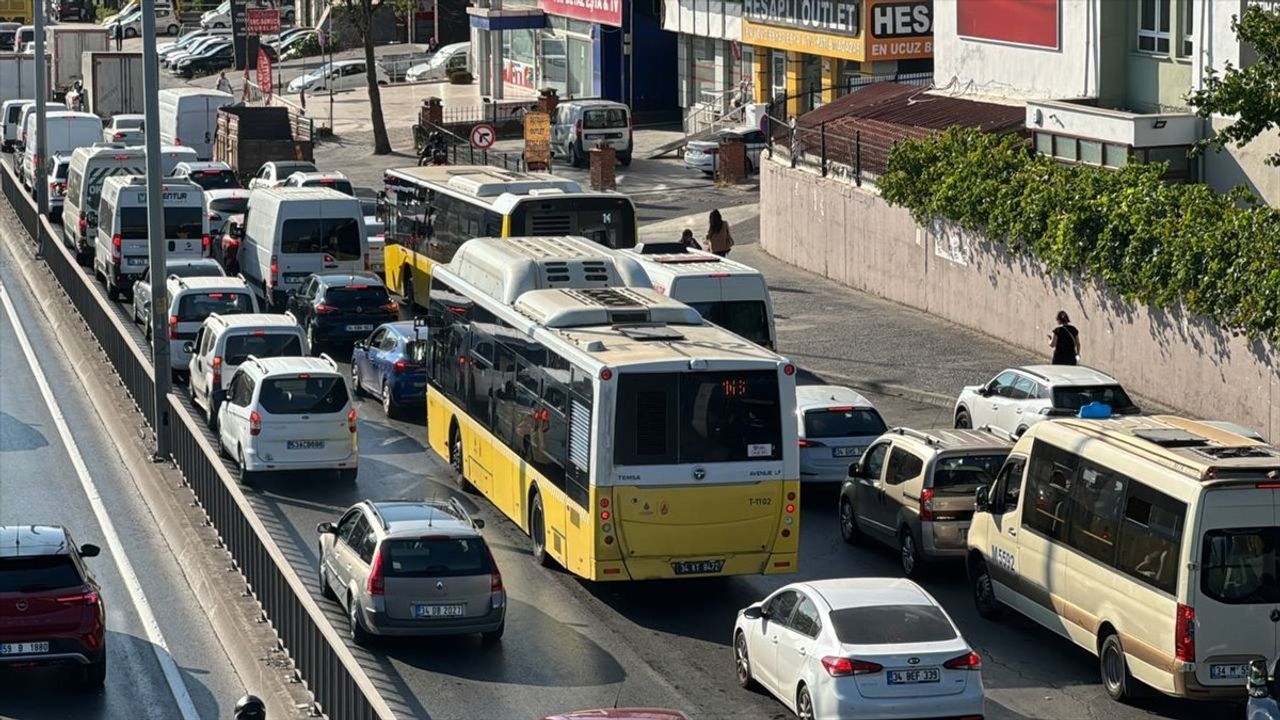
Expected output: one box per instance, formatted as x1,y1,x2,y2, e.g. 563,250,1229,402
347,324,373,332
413,603,465,618
1210,663,1251,680
287,440,326,450
833,446,861,458
888,668,940,684
0,641,50,655
671,559,724,575
282,272,310,283
126,257,148,266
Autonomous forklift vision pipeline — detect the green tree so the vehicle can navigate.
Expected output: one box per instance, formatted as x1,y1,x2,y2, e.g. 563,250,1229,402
1186,5,1280,166
341,0,393,154
389,0,418,44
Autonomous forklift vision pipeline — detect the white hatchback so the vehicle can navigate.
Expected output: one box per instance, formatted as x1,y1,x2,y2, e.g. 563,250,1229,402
733,578,985,720
796,385,887,483
216,355,359,483
953,364,1141,438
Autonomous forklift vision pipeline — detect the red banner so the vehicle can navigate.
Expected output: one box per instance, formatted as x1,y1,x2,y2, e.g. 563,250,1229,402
257,48,273,105
956,0,1058,49
247,7,281,34
538,0,621,27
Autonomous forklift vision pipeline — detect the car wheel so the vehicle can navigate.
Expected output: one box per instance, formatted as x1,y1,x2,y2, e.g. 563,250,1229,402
1015,425,1029,438
124,26,137,38
450,423,471,492
306,323,320,355
734,631,756,689
899,527,921,577
78,657,106,690
318,556,336,600
838,497,862,545
143,321,151,341
745,156,754,174
1100,633,1141,702
351,364,365,397
237,448,255,484
796,684,814,720
348,594,372,647
481,620,504,646
972,558,1004,620
206,397,219,431
530,493,552,567
618,150,632,166
381,380,394,418
167,24,179,35
955,408,972,429
106,281,120,302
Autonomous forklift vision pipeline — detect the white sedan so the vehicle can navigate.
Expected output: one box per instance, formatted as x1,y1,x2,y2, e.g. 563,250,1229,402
734,578,985,720
684,126,768,175
287,60,389,93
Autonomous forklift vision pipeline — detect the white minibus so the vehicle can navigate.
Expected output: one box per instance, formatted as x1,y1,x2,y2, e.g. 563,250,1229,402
95,175,207,300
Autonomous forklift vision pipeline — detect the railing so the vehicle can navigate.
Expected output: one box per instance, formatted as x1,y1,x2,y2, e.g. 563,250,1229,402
439,98,541,126
0,162,395,720
413,121,528,172
684,83,752,136
766,115,881,187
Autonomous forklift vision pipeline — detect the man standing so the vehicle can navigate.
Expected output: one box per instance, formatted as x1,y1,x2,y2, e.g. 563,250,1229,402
113,21,123,51
216,71,234,95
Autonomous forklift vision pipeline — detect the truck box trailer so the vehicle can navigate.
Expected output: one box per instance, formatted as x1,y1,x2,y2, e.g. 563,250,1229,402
47,24,108,98
214,105,314,182
80,52,144,119
0,52,48,105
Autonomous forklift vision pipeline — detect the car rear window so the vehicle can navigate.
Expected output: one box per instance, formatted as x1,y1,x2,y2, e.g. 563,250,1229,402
932,453,1008,494
0,555,83,592
171,264,224,279
803,408,887,439
324,286,389,308
189,170,239,190
223,332,303,365
209,197,248,214
583,108,627,129
829,604,958,645
280,217,362,260
258,376,348,414
381,537,491,578
305,178,353,196
1201,527,1280,604
1052,384,1136,412
116,117,143,130
176,291,253,322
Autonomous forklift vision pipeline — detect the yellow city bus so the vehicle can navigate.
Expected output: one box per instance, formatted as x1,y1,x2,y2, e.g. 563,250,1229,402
424,236,801,581
381,165,638,309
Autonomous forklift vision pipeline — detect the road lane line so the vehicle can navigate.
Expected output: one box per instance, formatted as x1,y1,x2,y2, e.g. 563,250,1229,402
0,281,201,720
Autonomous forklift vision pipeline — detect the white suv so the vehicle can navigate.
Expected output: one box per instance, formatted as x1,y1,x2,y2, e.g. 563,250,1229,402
158,275,258,375
953,365,1141,437
186,313,308,428
215,355,359,483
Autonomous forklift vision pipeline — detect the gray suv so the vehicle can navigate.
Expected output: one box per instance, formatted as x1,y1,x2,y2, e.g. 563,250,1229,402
838,427,1012,577
316,499,505,646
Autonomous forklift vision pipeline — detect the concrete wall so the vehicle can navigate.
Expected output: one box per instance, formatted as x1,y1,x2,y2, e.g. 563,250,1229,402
760,158,1280,440
1202,117,1280,206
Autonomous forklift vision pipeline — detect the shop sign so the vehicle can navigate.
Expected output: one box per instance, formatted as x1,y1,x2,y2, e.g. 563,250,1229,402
743,0,860,36
504,59,536,89
956,0,1058,49
865,0,932,60
741,20,866,61
538,0,622,27
524,112,551,169
247,7,280,33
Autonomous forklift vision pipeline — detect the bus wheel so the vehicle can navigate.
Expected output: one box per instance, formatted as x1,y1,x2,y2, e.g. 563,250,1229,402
1100,632,1142,702
529,493,553,568
449,423,471,492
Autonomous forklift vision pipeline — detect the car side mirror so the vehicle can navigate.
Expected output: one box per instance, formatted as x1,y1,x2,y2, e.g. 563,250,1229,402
974,485,991,514
1248,658,1269,697
316,521,336,535
742,604,763,620
79,543,101,558
182,341,194,353
977,386,991,398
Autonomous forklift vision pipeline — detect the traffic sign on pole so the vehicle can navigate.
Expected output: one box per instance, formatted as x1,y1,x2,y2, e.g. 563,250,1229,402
470,123,496,150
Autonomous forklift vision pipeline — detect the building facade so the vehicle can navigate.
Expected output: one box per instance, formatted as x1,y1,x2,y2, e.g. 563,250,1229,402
662,0,754,117
933,0,1279,203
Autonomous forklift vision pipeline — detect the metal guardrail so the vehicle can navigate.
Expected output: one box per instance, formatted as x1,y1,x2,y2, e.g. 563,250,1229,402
0,161,395,720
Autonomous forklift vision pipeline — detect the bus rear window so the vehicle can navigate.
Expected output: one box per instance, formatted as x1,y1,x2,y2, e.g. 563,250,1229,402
177,292,253,322
223,333,303,365
688,300,771,347
258,376,348,414
281,217,362,260
1202,527,1280,604
510,198,636,250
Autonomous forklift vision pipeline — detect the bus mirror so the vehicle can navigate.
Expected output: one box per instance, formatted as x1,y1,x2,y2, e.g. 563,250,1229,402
974,485,991,514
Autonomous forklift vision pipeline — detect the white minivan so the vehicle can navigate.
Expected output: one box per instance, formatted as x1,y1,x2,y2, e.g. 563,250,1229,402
622,247,776,349
967,413,1280,702
239,187,368,311
157,87,233,161
20,110,99,189
186,313,308,428
95,176,208,300
62,145,147,254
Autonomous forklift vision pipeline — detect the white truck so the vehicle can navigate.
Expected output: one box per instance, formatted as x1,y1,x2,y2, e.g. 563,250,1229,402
47,24,108,101
0,52,47,106
80,52,144,120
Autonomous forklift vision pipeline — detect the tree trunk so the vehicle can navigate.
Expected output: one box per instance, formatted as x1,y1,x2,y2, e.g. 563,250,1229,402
362,0,392,154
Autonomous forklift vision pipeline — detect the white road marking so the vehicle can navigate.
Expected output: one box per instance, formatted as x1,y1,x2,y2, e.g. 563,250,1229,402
0,281,201,720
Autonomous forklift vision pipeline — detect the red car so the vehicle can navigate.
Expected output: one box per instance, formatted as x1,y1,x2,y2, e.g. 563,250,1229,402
0,525,106,689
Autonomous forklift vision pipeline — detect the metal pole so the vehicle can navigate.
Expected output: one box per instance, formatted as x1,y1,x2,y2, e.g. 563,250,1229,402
328,27,333,132
491,0,503,100
854,129,862,187
143,0,172,458
33,0,48,217
820,121,827,177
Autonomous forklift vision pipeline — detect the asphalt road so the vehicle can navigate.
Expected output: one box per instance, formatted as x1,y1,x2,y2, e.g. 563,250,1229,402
0,241,245,718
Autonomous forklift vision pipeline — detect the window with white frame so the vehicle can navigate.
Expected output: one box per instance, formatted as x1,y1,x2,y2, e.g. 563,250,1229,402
1180,0,1194,56
1138,0,1171,53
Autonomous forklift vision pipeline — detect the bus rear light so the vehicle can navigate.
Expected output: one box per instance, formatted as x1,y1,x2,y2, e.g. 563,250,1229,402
249,411,261,436
601,523,612,533
773,560,791,568
919,487,935,522
600,510,610,521
1175,603,1195,662
783,364,795,376
785,504,795,514
786,492,796,501
599,367,612,381
603,536,614,545
781,529,790,538
602,567,619,574
599,497,609,508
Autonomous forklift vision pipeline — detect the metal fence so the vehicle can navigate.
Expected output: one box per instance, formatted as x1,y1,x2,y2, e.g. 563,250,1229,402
413,121,529,172
0,162,394,720
439,98,542,126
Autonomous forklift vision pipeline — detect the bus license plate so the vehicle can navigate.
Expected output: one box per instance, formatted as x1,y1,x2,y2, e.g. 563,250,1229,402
0,641,50,655
671,560,724,575
287,440,326,450
888,668,939,684
1210,663,1251,680
413,603,465,618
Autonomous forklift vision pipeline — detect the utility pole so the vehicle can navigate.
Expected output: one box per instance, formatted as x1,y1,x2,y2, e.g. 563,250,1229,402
33,0,48,217
142,0,171,459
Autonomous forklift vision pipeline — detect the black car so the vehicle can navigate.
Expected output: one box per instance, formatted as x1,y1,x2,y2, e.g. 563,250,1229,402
286,274,399,352
54,0,95,21
173,43,234,79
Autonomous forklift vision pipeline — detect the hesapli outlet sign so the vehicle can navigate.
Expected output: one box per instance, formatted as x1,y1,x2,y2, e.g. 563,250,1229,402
744,0,861,35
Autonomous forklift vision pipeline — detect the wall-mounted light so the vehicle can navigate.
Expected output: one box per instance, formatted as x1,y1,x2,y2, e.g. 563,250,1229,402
1032,108,1043,126
1153,119,1167,129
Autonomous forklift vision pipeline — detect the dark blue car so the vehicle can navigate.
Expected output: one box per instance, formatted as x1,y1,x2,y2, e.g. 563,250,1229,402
350,321,429,418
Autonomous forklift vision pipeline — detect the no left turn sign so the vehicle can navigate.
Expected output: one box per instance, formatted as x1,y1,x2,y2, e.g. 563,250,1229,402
470,124,496,150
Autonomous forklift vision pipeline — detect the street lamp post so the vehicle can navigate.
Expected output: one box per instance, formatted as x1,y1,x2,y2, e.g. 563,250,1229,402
142,0,172,458
33,0,48,218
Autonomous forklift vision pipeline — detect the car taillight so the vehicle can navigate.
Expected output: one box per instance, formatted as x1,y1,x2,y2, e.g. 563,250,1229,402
487,548,503,592
111,234,121,262
380,300,399,314
167,315,179,340
174,137,182,146
1175,603,1195,662
920,487,935,522
575,118,582,140
943,651,982,670
392,359,409,374
249,410,261,436
347,407,357,433
314,303,336,314
367,547,384,595
55,590,99,605
822,657,881,677
269,255,278,287
211,356,222,387
78,216,87,234
201,234,210,253
797,438,825,448
113,132,124,140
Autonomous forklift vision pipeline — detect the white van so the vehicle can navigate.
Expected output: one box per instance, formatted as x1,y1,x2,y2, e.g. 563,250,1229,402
967,414,1280,702
621,247,776,349
14,102,67,155
95,176,207,300
3,99,35,152
20,110,101,189
157,87,233,161
186,313,308,428
239,187,368,311
404,42,469,83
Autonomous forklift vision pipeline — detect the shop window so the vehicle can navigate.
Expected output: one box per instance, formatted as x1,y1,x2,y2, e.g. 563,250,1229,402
1104,144,1130,168
1053,135,1077,162
1079,140,1103,166
1035,132,1053,156
1138,0,1171,54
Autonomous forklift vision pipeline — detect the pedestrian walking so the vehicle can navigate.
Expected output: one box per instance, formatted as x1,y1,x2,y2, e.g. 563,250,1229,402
216,71,234,95
679,228,701,251
113,22,123,51
1049,310,1080,365
704,209,734,257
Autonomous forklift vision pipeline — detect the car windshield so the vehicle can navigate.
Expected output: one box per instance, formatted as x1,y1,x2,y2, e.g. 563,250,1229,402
176,291,253,322
258,376,348,414
1201,527,1280,604
932,453,1008,494
209,197,248,215
1052,384,1136,411
324,285,389,309
687,300,772,347
223,333,303,365
803,408,887,439
188,170,239,190
0,555,82,592
583,108,627,129
829,604,958,645
382,537,492,578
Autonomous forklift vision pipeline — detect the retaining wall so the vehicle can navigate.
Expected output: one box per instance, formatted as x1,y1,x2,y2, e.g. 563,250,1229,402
760,157,1279,440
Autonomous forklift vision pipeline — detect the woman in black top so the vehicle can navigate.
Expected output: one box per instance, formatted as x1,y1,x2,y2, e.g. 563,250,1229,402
1050,311,1080,365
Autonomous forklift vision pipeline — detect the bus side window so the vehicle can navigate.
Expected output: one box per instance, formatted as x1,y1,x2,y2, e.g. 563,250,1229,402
483,209,503,237
1022,440,1079,541
990,456,1026,515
